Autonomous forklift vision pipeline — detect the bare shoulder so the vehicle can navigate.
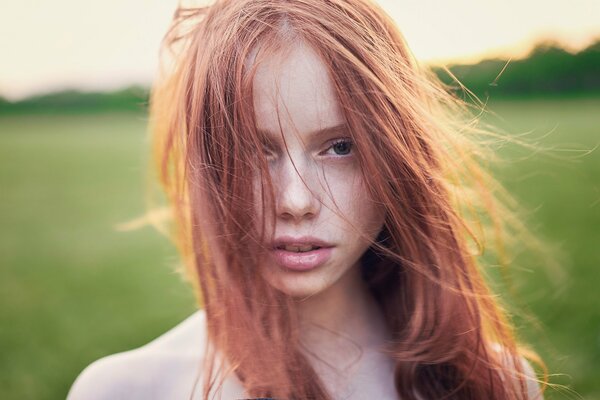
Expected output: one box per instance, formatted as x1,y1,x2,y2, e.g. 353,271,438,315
520,356,545,400
67,311,207,400
489,342,544,400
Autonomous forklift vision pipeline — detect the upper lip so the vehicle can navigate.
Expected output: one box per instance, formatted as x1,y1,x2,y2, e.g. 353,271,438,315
271,236,334,250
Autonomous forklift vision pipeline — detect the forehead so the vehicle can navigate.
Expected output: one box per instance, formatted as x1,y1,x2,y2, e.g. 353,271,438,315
250,40,345,137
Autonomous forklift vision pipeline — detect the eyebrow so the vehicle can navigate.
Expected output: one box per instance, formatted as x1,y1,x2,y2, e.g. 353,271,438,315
257,123,349,143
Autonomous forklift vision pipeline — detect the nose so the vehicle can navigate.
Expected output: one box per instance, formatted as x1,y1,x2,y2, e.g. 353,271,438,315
275,157,321,222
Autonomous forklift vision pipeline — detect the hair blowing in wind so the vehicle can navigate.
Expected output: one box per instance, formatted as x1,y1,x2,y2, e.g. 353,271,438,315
150,0,546,398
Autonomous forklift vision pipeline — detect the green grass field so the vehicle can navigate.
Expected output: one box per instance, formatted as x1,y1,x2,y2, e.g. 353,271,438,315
1,99,598,399
482,99,600,399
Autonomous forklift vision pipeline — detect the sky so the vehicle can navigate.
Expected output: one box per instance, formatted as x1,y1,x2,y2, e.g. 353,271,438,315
1,0,598,101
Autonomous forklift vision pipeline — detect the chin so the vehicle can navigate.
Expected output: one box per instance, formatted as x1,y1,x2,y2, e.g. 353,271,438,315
260,264,339,298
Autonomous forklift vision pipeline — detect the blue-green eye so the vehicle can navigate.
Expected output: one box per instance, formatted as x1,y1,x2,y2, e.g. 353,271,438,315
328,139,353,156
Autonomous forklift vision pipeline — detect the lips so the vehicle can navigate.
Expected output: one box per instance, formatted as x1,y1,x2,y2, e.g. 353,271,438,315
270,236,334,271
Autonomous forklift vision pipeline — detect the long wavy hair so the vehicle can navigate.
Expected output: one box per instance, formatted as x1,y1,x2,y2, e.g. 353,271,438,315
149,0,545,398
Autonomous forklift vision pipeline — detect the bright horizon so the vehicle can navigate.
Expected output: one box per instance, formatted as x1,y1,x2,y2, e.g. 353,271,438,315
1,0,598,101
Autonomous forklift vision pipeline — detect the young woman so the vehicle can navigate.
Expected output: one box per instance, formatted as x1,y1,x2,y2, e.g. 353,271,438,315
69,0,545,398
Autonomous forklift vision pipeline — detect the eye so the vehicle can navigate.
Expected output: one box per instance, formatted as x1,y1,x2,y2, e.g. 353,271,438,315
324,138,354,156
261,142,278,160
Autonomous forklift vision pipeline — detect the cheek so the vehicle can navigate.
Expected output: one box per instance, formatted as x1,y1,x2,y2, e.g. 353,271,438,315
252,174,275,237
354,182,386,236
324,166,385,235
252,176,263,216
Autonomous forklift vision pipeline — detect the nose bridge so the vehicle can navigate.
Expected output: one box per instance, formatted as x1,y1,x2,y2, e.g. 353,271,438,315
277,151,320,220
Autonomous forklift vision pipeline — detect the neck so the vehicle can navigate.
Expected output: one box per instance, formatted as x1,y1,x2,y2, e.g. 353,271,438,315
295,263,390,357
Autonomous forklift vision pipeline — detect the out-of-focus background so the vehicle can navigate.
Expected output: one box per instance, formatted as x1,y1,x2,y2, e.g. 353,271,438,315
0,0,598,398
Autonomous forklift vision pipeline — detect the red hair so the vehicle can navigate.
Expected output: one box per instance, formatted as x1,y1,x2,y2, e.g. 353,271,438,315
150,0,545,398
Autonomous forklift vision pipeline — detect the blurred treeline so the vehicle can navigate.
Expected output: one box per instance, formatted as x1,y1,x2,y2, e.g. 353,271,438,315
434,39,600,99
0,86,150,115
1,39,598,114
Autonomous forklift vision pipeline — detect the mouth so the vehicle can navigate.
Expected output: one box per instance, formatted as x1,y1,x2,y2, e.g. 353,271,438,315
270,237,334,271
271,236,333,251
275,244,323,252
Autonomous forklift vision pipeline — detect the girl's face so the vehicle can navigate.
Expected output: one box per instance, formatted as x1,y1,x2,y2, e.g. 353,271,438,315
252,41,385,298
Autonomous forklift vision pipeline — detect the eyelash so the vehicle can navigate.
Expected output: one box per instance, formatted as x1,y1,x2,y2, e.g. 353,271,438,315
322,138,354,157
262,138,355,159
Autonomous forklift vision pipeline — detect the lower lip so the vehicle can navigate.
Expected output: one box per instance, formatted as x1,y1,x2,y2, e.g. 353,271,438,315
270,247,333,271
